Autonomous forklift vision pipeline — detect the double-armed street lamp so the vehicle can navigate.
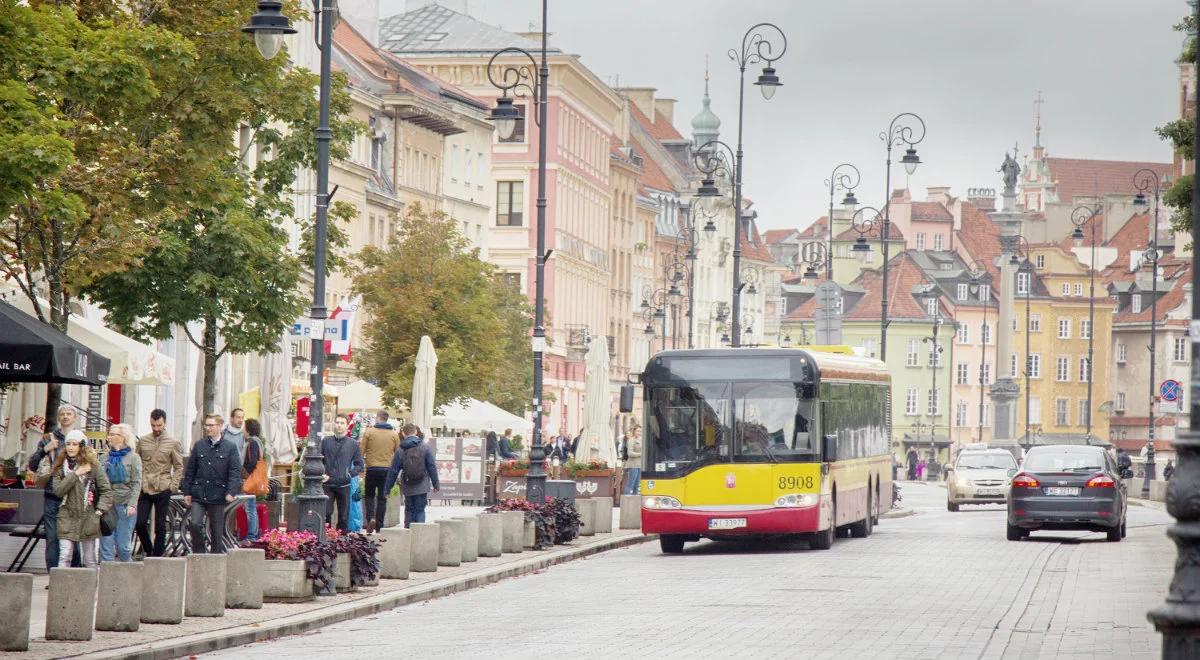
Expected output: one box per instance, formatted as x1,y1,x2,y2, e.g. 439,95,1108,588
966,261,995,444
877,114,927,362
1010,236,1035,450
693,23,786,348
825,164,861,279
1133,170,1166,495
1070,204,1103,445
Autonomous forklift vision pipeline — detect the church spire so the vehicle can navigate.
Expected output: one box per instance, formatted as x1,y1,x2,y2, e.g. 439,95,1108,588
691,60,721,147
1033,91,1044,157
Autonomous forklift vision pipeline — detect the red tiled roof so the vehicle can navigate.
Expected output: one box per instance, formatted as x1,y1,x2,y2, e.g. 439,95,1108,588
796,217,829,240
833,221,905,242
1114,262,1191,324
335,21,484,107
1045,158,1172,205
763,229,799,244
741,223,774,262
1099,211,1151,284
629,136,673,192
628,103,685,143
911,201,953,222
788,252,937,321
955,202,1001,278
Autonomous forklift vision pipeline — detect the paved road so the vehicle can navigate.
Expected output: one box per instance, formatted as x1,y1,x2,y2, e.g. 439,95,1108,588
207,483,1173,659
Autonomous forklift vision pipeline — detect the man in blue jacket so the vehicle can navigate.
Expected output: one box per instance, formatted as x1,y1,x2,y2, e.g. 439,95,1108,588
320,414,364,531
27,405,79,569
181,414,242,553
384,424,439,528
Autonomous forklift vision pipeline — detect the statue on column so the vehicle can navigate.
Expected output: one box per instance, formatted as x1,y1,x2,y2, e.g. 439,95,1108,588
999,152,1021,196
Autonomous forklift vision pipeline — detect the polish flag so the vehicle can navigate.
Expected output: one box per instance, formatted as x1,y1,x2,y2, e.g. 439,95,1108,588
325,295,361,361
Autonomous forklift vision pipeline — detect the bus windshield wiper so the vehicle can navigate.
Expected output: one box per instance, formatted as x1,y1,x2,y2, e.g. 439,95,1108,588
763,444,779,463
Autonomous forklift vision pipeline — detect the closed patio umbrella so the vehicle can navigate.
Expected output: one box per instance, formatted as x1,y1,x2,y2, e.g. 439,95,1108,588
411,335,437,431
578,337,615,465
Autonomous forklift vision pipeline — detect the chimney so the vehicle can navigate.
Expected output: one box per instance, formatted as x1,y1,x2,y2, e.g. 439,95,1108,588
657,98,677,125
926,186,952,205
967,187,996,211
616,86,656,122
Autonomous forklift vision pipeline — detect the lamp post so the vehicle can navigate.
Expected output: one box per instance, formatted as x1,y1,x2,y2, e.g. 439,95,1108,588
798,241,828,283
679,207,699,349
878,113,927,362
242,0,330,563
664,257,692,350
1070,204,1102,444
825,164,861,278
641,287,671,352
922,290,949,477
694,23,786,348
849,206,884,263
478,0,552,503
966,261,994,444
1133,170,1164,495
1010,236,1034,449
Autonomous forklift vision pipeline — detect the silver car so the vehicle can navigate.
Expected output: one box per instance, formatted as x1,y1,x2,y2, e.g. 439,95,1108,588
944,449,1018,511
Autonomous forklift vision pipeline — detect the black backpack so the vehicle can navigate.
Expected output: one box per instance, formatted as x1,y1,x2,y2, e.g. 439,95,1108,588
401,444,426,485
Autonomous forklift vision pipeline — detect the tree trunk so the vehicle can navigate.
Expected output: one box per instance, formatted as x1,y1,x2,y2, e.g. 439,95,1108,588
42,281,69,428
201,315,219,415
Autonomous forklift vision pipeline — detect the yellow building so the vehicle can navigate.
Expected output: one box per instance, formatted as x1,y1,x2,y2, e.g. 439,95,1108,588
1012,245,1114,445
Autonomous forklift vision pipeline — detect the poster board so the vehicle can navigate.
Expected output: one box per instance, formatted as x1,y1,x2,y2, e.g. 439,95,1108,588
430,435,485,500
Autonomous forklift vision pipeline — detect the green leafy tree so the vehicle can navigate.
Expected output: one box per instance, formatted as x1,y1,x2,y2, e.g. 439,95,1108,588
1156,13,1197,236
351,204,533,415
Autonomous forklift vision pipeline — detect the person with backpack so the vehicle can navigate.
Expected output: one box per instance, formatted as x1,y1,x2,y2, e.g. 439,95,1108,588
384,423,439,528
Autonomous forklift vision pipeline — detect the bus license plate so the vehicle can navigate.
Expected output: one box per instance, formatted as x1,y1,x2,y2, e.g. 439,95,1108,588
1045,487,1080,496
708,518,747,530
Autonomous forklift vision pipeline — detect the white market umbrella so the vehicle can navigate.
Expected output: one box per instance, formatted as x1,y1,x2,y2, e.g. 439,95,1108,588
432,398,531,435
411,335,438,431
260,331,297,464
339,379,385,411
578,338,616,465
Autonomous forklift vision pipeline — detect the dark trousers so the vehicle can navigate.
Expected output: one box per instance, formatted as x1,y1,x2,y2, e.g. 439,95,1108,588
403,493,428,528
363,467,390,529
136,490,172,557
324,484,350,531
187,501,227,553
43,496,60,569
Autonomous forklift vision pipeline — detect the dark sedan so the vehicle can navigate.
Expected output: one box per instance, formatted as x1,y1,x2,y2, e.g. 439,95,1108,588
1006,445,1127,542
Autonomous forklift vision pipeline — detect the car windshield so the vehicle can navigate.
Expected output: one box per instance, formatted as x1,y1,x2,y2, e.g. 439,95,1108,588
1023,450,1105,473
956,453,1016,470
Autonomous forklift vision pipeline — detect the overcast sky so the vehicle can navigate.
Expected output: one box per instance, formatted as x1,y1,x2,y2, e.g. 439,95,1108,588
381,0,1187,232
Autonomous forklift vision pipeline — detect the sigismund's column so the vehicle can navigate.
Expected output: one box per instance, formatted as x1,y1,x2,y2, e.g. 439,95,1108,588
988,152,1025,456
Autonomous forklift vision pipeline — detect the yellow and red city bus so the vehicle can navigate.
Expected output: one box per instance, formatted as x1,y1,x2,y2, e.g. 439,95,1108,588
621,347,892,553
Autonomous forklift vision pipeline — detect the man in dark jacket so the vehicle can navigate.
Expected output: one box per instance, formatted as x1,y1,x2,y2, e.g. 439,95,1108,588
384,424,439,528
27,405,79,569
321,414,364,531
498,428,518,460
182,414,242,553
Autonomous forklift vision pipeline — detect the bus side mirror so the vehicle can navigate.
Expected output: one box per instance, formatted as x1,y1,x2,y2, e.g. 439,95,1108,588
619,385,635,413
822,434,837,462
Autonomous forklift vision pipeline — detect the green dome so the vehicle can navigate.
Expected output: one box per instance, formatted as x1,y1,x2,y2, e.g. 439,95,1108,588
691,76,720,146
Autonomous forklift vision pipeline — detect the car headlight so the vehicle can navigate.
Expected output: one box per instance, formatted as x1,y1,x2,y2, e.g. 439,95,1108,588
642,495,682,510
775,493,819,508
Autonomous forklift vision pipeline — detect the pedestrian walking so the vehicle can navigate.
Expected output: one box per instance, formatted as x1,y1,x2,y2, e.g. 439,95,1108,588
498,428,518,460
220,408,257,541
915,457,926,481
385,423,439,528
1164,459,1175,481
182,414,242,553
361,412,400,533
1116,448,1133,479
136,409,183,558
548,431,572,478
45,430,112,568
321,414,364,532
621,426,643,495
27,404,79,569
240,418,267,541
99,424,141,562
906,447,919,481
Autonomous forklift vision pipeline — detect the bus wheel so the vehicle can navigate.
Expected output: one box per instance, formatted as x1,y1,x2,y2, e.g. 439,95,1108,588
810,503,835,550
659,535,685,554
850,491,873,538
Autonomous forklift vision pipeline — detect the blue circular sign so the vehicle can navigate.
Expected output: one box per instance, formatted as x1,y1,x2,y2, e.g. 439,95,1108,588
1161,379,1182,402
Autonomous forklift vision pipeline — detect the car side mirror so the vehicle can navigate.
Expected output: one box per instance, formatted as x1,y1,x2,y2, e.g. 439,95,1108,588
1007,468,1017,478
619,384,635,413
821,434,837,462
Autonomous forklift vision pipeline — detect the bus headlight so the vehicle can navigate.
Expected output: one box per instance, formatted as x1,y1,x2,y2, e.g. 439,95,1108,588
775,493,819,508
642,495,682,510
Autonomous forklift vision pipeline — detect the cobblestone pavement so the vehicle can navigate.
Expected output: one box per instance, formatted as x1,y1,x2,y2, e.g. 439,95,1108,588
209,483,1173,660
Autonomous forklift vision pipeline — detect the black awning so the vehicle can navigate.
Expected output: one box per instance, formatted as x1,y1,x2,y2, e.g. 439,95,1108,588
0,301,110,385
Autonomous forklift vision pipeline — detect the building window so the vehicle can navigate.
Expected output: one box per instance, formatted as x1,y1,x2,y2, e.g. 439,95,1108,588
934,234,945,250
499,103,526,143
1030,314,1041,332
926,297,938,316
957,283,969,301
1081,319,1091,339
1057,318,1071,339
906,339,919,367
956,363,969,385
927,388,940,416
955,401,969,427
957,323,969,344
979,284,990,303
1013,316,1019,332
1035,254,1045,269
1011,353,1018,377
1056,398,1069,426
1117,391,1126,411
1175,337,1188,362
981,323,991,345
1056,356,1070,382
1017,272,1030,295
929,346,942,367
501,272,522,291
1132,294,1142,313
1079,357,1091,382
916,233,926,250
1079,400,1091,428
1074,283,1084,297
1061,282,1071,296
905,387,919,415
1117,343,1127,363
863,339,876,358
1030,398,1041,424
1029,354,1041,378
982,363,991,384
496,181,524,226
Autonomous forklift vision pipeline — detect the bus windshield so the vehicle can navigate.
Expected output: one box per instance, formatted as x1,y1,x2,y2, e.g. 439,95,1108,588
644,381,817,469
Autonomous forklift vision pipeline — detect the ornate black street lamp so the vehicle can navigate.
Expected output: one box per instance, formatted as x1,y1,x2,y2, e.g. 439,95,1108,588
825,164,861,278
798,241,828,283
966,261,994,445
849,206,884,263
641,287,671,352
1133,170,1165,495
1070,204,1103,445
1010,235,1035,449
878,114,926,362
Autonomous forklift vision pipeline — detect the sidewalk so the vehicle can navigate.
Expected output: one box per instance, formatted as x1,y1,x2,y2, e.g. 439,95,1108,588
12,506,649,660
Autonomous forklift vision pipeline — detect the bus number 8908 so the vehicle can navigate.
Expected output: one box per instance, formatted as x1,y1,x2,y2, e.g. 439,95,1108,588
779,476,815,490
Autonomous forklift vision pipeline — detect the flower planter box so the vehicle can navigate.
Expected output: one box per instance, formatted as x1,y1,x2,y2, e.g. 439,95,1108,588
571,470,611,478
262,559,314,603
498,469,528,477
334,553,356,593
573,473,613,498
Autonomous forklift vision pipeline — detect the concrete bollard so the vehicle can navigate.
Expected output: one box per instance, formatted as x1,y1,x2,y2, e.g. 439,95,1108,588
1151,480,1168,502
226,548,264,609
410,523,440,572
500,511,525,553
379,527,411,579
456,516,479,562
0,573,33,651
45,567,97,641
1124,478,1139,495
523,519,536,549
437,519,464,567
620,494,642,530
577,498,597,536
593,496,614,533
478,513,503,557
185,554,227,617
95,562,142,632
141,557,186,624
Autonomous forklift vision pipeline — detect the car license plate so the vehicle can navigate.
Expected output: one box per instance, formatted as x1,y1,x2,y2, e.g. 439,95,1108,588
1045,487,1080,496
977,488,1002,496
708,518,747,530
